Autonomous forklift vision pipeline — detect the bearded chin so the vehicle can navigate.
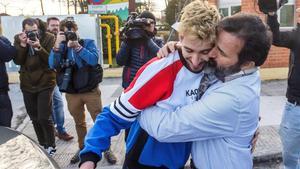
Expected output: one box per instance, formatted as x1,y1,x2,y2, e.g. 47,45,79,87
215,63,241,81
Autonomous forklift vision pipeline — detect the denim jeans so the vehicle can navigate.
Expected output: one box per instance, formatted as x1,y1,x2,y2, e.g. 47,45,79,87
279,101,300,169
52,85,66,134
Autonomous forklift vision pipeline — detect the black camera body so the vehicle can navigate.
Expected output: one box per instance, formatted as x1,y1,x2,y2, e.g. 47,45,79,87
26,31,38,41
258,0,288,14
64,17,77,41
59,58,75,92
121,12,153,40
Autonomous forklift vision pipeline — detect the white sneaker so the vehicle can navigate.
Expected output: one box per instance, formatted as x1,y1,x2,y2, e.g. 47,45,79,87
46,146,56,157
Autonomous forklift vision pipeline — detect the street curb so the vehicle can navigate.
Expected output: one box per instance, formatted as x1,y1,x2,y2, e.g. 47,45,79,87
254,152,282,164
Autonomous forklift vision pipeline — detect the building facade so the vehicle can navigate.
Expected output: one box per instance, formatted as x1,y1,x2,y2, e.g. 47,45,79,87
209,0,298,68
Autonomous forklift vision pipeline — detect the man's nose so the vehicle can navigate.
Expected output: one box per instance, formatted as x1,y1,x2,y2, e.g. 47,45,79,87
208,47,217,59
190,54,202,65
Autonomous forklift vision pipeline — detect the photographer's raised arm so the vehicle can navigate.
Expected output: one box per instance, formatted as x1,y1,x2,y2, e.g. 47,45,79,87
74,40,98,66
267,13,296,48
13,33,28,65
35,33,55,65
146,38,162,57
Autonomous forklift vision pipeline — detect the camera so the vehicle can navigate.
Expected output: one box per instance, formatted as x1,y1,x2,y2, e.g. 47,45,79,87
26,31,38,41
64,17,77,41
59,58,75,92
120,12,154,40
257,0,288,14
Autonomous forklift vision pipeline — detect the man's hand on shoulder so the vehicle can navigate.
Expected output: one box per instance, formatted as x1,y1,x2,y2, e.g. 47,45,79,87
79,161,95,169
157,41,181,58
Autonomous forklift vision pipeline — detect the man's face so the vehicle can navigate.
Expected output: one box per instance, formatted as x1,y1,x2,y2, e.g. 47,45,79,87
24,24,39,36
209,30,244,75
180,34,213,72
47,19,60,35
144,19,155,33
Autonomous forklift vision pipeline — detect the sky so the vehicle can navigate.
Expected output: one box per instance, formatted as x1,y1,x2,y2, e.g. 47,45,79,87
0,0,166,16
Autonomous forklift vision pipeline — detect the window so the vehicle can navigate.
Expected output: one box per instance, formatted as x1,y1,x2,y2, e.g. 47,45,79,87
219,8,229,17
231,6,241,15
279,4,294,27
277,0,295,28
219,5,241,18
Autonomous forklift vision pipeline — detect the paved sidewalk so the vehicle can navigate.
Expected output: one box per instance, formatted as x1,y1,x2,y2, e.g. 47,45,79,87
9,76,288,169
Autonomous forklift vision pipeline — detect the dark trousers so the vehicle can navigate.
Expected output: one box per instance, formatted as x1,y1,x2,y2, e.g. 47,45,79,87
0,92,13,127
22,88,55,148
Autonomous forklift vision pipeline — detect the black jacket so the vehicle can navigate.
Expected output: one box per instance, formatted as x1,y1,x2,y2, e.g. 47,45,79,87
116,36,163,88
267,14,300,102
0,36,17,93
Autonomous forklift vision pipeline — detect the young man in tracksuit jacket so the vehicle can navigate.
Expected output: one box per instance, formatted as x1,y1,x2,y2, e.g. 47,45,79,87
79,1,220,169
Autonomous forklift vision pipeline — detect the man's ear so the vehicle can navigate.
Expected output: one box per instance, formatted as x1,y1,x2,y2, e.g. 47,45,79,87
241,61,255,70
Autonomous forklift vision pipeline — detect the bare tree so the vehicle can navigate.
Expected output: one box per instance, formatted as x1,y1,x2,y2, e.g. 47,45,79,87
0,1,10,14
40,0,45,15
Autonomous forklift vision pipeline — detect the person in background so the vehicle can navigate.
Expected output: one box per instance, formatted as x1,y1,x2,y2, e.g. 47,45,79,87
13,18,56,156
266,8,300,169
47,16,73,141
49,17,117,164
116,10,164,140
0,36,17,127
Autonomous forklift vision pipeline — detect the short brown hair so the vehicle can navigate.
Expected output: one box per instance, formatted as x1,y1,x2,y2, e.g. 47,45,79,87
47,17,60,25
22,18,39,30
59,18,78,31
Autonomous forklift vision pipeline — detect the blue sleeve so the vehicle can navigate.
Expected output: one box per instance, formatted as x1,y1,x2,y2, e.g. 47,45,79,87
76,40,99,66
48,43,65,69
80,106,133,163
0,36,16,62
138,88,241,142
116,41,130,66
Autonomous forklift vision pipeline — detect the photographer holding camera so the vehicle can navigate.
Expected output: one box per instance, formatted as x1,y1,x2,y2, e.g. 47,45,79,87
13,18,56,156
118,11,163,89
117,11,163,139
48,17,117,164
47,17,74,141
259,0,300,168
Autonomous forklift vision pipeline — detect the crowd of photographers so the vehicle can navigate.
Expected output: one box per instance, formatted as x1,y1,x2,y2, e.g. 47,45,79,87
0,16,120,164
0,10,162,165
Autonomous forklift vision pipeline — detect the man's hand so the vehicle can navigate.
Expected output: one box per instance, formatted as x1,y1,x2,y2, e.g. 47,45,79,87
67,40,81,49
18,32,27,47
80,161,95,169
54,31,66,48
157,41,181,58
27,38,41,49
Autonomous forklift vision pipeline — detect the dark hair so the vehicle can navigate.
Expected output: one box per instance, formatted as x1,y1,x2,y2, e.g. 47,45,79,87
138,11,156,23
59,18,78,31
22,18,39,30
47,17,60,25
216,13,272,66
